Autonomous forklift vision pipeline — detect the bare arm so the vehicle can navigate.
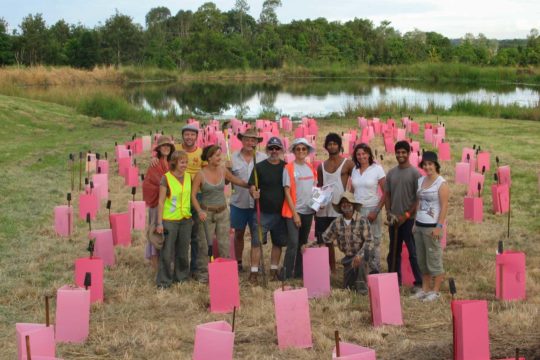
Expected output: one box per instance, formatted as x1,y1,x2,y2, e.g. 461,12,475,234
156,184,167,233
317,163,323,187
437,182,450,225
191,171,206,222
225,167,248,188
342,159,355,190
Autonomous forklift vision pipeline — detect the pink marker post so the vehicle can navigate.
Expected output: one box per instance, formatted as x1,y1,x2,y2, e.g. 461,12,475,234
496,251,526,301
78,192,99,221
75,255,104,304
454,162,470,185
55,285,91,343
302,247,331,298
400,244,415,287
110,213,131,247
367,273,403,327
208,258,240,313
438,140,451,161
192,321,235,360
274,287,313,350
16,297,56,360
332,342,377,360
54,199,73,238
451,300,490,360
89,229,115,267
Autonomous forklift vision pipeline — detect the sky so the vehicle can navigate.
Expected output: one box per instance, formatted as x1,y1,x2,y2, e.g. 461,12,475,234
1,0,539,39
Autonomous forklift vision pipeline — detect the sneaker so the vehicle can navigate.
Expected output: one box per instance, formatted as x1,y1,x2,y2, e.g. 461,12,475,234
422,291,441,302
248,272,258,286
409,290,428,300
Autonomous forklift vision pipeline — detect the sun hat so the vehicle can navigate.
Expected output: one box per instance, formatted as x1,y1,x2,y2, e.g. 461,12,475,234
332,191,362,214
153,135,175,151
419,151,440,168
181,124,199,134
289,137,315,154
266,137,284,149
237,128,263,143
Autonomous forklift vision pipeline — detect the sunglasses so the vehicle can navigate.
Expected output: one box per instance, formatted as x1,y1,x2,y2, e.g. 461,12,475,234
294,147,308,152
267,146,281,151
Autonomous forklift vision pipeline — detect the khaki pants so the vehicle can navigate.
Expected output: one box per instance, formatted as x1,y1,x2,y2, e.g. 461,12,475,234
196,209,231,279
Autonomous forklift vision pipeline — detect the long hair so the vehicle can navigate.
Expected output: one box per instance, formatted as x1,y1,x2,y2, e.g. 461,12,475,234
352,143,374,167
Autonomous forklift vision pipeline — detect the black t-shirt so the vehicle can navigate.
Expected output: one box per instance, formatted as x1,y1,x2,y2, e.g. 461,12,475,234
248,159,286,214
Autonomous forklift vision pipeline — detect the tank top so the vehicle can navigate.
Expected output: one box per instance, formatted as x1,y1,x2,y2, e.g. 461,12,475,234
416,175,445,224
200,169,226,206
316,158,346,218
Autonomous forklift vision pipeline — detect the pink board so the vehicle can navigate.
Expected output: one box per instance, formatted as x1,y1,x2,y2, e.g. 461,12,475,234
400,244,415,286
332,342,377,359
192,321,234,360
118,157,131,177
496,251,526,301
74,257,104,303
92,173,109,200
451,300,490,360
396,128,406,141
455,163,470,185
497,165,511,187
89,229,115,267
125,166,139,187
54,205,73,237
274,287,312,349
424,128,433,143
467,172,484,197
55,285,90,343
438,142,451,161
384,137,394,154
464,197,483,223
208,258,240,313
96,159,109,174
461,148,475,163
110,213,131,247
128,200,146,230
78,193,99,220
302,247,331,298
476,152,490,173
367,273,403,327
85,153,96,173
16,324,55,360
491,184,509,214
142,135,152,152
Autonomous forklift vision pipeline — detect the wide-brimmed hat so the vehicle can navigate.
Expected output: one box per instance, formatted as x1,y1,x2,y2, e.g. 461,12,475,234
419,151,440,168
332,192,362,214
237,129,263,143
153,136,175,151
289,137,315,154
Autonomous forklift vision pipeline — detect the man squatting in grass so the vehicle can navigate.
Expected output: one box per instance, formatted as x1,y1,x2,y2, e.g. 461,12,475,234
385,140,423,290
411,151,449,302
228,129,267,273
151,124,203,278
249,137,288,285
306,192,373,291
315,133,354,272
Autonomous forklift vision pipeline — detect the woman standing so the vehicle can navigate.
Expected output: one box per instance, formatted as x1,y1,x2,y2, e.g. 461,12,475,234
282,138,317,280
350,143,386,274
191,145,247,283
412,151,449,302
155,150,192,289
142,136,174,270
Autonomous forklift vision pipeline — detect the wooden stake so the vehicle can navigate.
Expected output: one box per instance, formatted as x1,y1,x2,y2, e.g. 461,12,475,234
25,335,31,360
45,295,50,327
79,152,83,191
334,330,341,358
232,306,236,333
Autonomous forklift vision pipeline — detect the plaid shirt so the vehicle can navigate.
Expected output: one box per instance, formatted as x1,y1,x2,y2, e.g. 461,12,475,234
322,212,372,257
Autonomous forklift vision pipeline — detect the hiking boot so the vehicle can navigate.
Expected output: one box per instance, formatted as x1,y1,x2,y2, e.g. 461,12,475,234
270,269,279,282
248,272,259,286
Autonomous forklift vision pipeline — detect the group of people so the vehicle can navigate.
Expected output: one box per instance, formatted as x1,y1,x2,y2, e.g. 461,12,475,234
142,124,449,302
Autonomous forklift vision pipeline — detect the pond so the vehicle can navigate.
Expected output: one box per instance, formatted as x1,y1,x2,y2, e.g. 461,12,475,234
126,78,540,119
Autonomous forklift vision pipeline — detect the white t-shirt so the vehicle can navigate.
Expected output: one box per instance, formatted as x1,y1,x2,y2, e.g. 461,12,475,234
351,163,386,207
416,175,446,224
283,162,316,215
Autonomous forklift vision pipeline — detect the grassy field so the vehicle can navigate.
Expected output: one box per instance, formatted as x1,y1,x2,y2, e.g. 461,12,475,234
0,94,539,359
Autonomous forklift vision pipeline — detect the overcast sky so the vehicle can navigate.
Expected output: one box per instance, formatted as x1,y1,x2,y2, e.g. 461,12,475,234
2,0,539,39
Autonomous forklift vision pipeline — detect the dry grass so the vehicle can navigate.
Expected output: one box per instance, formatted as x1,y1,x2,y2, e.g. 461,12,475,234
0,66,123,87
0,96,539,359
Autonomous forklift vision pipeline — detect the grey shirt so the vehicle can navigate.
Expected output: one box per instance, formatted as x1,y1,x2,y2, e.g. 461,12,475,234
385,165,421,216
283,162,316,215
230,150,267,209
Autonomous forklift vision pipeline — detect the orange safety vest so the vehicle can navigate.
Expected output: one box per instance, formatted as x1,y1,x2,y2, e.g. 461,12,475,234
281,161,317,218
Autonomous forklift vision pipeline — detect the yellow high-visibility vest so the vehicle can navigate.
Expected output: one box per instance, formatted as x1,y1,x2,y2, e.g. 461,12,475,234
163,172,191,220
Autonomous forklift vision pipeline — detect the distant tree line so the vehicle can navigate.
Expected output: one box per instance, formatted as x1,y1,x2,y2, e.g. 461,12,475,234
1,1,540,70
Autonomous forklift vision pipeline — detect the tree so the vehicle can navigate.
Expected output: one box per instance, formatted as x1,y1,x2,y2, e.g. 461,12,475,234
0,18,14,65
259,0,282,26
145,7,171,29
66,29,99,69
234,0,250,36
17,13,49,65
100,11,143,67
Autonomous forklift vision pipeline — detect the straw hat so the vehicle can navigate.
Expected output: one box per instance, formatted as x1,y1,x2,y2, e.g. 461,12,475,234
153,136,175,151
237,129,263,143
332,192,362,214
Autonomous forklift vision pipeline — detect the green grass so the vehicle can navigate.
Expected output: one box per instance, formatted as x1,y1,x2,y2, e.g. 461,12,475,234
0,94,539,358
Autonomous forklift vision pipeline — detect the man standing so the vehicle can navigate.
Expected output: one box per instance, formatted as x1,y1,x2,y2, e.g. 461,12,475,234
249,137,288,285
315,133,354,270
151,124,203,276
384,140,422,289
229,128,267,273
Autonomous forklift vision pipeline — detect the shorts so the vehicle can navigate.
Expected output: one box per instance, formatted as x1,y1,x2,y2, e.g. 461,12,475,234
413,225,444,276
258,212,288,247
230,204,256,230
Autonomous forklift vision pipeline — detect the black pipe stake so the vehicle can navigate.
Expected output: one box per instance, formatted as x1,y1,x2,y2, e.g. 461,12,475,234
515,348,519,360
45,295,50,327
79,151,83,191
105,151,108,160
84,272,92,290
449,278,457,301
86,154,91,182
90,181,94,195
67,193,72,239
281,266,286,292
507,187,511,239
69,153,74,191
496,156,500,167
97,166,101,174
86,213,91,232
477,182,481,198
498,240,504,255
335,330,341,358
466,153,470,163
482,165,486,175
88,239,95,259
232,306,236,333
131,187,136,229
106,200,112,217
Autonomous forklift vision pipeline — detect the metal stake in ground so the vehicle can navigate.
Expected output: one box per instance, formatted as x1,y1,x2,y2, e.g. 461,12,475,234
86,213,91,232
252,148,267,288
88,239,95,259
69,153,74,191
84,272,92,290
498,240,504,299
106,200,112,227
67,193,72,241
78,151,83,191
86,154,91,183
449,277,457,301
131,187,136,230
